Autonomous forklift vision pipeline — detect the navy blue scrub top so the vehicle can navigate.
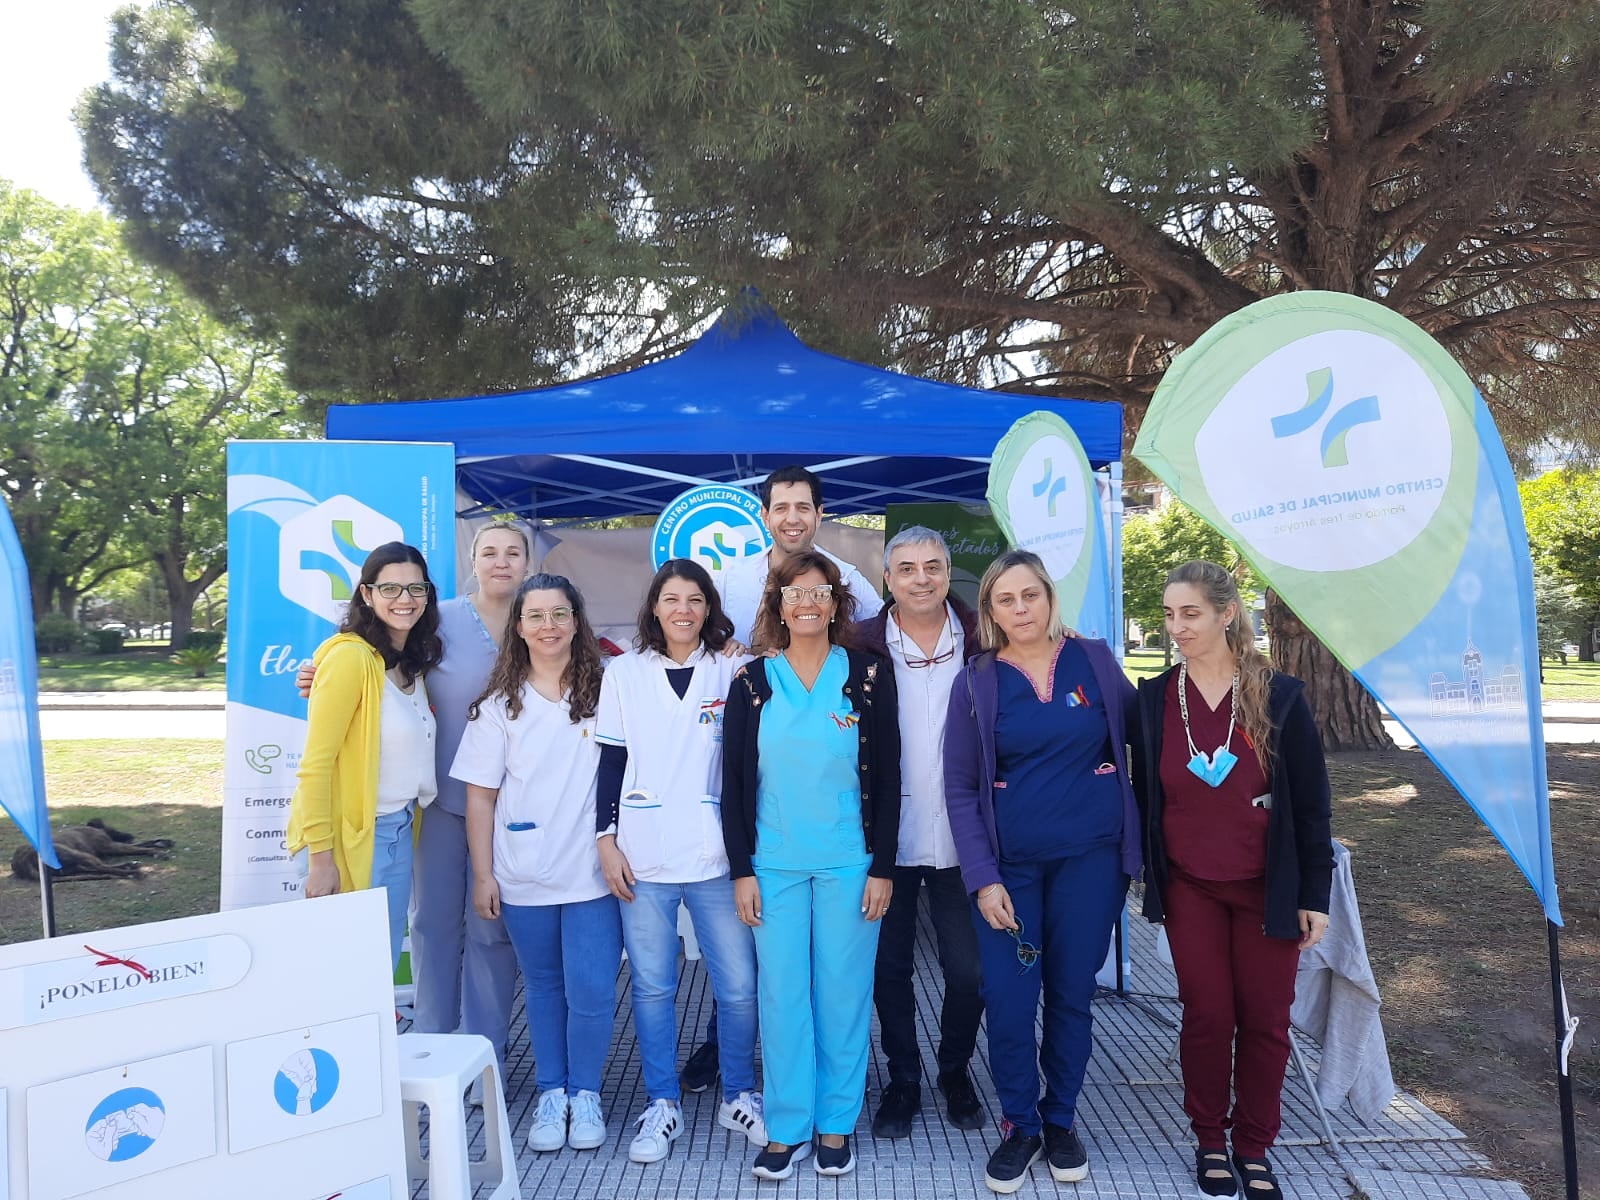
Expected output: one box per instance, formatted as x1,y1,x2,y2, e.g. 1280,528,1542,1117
993,637,1123,864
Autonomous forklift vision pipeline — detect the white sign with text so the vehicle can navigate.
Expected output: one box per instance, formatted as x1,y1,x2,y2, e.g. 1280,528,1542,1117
0,891,406,1199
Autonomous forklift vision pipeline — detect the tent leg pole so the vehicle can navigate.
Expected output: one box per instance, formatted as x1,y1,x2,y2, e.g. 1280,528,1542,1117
39,861,56,939
1548,920,1581,1200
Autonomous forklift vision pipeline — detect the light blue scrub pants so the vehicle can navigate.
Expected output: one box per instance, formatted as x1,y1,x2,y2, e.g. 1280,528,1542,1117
751,862,880,1145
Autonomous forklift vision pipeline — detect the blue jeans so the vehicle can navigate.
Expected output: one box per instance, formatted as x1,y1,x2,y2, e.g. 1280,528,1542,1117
974,844,1127,1136
371,805,415,974
621,876,759,1104
501,895,623,1094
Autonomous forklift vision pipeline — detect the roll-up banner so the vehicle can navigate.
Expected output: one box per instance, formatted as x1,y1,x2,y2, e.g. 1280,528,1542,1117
1133,292,1559,925
0,496,57,870
986,412,1116,642
222,441,456,911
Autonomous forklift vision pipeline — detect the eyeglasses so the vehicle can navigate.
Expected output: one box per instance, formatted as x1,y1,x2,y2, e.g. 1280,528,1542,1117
1006,919,1040,974
522,607,574,627
778,584,834,606
368,582,429,600
904,646,956,669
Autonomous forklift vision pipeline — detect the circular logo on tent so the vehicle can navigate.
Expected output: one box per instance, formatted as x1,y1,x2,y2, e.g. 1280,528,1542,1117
652,485,771,575
85,1087,166,1162
1195,329,1453,572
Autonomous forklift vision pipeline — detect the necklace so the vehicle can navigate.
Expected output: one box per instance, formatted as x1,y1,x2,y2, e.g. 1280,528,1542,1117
1177,662,1239,788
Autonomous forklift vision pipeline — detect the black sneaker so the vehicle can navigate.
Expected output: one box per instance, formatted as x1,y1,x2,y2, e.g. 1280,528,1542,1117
814,1137,856,1176
984,1124,1042,1194
679,1039,719,1094
871,1079,921,1139
752,1140,812,1180
937,1068,985,1130
1043,1121,1089,1183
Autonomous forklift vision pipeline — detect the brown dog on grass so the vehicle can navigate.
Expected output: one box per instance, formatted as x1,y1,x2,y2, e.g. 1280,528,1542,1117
10,819,175,883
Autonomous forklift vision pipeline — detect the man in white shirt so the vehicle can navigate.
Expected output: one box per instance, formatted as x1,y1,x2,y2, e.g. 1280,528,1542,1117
854,526,986,1139
717,465,884,646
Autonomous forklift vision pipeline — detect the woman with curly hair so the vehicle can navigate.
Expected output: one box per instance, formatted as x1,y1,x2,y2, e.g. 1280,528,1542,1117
721,550,901,1180
450,573,619,1155
1136,560,1332,1200
289,541,444,973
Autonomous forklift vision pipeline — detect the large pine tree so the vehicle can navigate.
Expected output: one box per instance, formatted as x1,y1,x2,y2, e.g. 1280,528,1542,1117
81,0,1600,746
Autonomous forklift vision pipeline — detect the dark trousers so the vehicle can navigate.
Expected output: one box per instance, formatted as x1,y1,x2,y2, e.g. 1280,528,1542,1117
873,864,984,1085
973,845,1126,1136
1164,868,1301,1157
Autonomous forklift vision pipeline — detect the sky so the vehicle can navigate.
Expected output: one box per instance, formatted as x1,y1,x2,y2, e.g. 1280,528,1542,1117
2,1,139,210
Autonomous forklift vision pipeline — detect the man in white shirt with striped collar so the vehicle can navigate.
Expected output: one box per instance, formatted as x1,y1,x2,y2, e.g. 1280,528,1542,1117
717,465,884,647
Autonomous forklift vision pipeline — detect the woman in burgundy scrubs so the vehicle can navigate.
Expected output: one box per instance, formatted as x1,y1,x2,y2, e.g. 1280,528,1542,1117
1134,560,1332,1200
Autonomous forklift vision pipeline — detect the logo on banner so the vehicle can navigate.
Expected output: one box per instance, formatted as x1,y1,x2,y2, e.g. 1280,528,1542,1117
1269,368,1382,468
1003,436,1089,581
1196,329,1454,573
278,496,403,623
652,485,771,574
1031,458,1068,517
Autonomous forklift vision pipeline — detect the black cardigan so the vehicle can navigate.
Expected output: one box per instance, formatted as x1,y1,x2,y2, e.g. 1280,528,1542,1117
1134,669,1334,941
720,647,902,880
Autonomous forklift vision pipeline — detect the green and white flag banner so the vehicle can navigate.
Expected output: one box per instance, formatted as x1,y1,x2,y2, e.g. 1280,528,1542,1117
1134,292,1558,923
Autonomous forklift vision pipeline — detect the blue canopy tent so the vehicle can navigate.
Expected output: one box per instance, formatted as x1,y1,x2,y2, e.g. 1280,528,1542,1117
325,303,1123,523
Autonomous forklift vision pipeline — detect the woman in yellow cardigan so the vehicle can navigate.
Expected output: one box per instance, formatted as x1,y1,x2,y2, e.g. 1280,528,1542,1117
288,542,445,969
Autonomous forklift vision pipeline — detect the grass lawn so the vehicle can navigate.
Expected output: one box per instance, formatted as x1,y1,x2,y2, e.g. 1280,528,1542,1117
36,650,225,692
1122,646,1172,683
1538,657,1600,701
0,739,223,944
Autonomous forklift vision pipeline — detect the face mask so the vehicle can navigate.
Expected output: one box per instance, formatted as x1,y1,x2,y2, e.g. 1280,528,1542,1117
1186,746,1238,788
1178,662,1240,790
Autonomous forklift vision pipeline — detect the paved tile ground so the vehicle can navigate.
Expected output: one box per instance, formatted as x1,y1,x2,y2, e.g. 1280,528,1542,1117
404,892,1528,1199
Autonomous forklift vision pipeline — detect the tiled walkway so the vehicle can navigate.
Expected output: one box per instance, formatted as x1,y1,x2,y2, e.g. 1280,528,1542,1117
407,896,1528,1199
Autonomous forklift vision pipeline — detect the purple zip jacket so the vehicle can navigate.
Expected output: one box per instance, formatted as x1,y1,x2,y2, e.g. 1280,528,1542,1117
942,637,1142,897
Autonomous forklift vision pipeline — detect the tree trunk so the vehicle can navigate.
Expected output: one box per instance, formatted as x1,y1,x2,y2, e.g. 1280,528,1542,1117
156,550,225,650
1265,591,1394,751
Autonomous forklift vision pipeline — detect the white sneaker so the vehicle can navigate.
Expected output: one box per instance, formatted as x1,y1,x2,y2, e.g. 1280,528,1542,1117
526,1089,568,1152
568,1088,607,1150
718,1090,768,1146
628,1098,683,1163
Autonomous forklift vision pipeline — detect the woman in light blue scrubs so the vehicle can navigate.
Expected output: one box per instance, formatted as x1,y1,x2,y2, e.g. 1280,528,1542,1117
722,550,901,1181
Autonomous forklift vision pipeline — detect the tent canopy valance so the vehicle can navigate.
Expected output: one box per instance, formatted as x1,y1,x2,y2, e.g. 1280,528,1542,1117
325,302,1123,521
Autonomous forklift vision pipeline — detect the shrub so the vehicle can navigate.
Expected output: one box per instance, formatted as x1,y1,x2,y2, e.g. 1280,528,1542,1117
35,614,81,654
184,630,225,652
172,643,222,678
92,627,125,654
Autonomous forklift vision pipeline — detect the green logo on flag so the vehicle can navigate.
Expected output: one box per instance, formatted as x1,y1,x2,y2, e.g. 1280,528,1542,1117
1134,293,1478,666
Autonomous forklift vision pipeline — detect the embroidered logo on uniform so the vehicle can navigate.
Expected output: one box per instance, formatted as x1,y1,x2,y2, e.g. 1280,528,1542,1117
830,710,861,730
1065,685,1090,707
698,698,726,725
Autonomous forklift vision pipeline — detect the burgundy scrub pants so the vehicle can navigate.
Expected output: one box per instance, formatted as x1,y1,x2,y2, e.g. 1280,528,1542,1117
1164,867,1301,1157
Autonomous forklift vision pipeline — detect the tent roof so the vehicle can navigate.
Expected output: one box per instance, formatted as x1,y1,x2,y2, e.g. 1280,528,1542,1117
325,304,1122,520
